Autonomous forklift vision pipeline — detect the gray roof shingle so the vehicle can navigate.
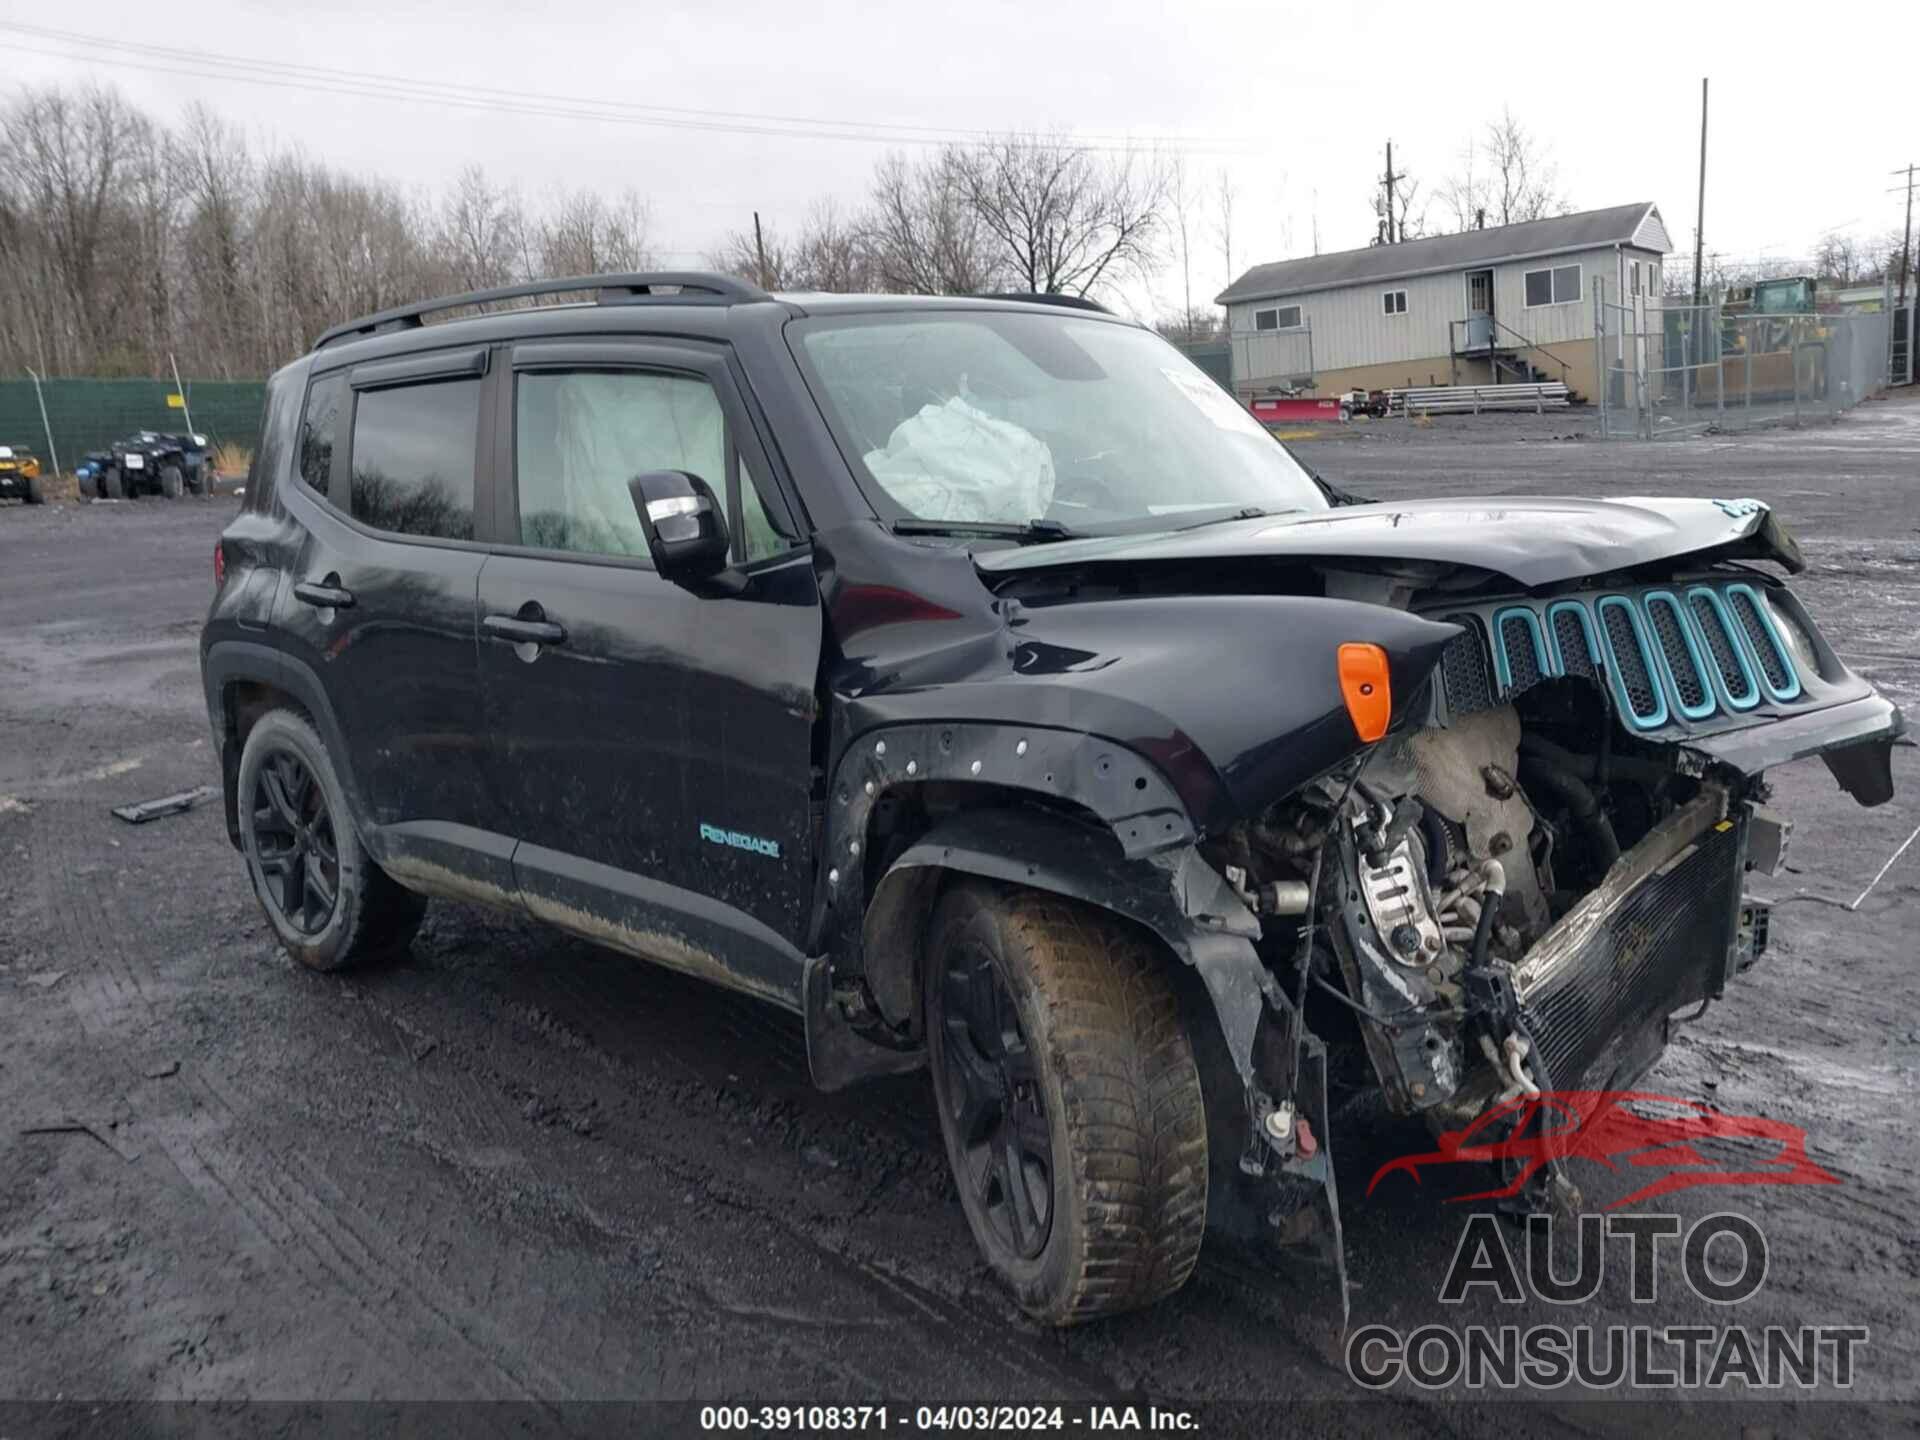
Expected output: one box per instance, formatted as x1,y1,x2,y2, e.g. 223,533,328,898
1216,202,1665,304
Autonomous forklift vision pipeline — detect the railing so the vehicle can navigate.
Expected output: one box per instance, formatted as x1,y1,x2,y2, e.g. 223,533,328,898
1447,316,1575,388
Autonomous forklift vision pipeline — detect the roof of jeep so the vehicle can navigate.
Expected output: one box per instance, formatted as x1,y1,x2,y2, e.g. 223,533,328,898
307,271,1130,364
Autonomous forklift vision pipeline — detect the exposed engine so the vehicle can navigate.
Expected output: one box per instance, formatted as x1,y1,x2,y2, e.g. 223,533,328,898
1223,682,1773,1173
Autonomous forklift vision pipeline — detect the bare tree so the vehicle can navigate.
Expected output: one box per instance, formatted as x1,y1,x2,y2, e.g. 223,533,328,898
1814,231,1863,285
1441,108,1569,231
788,200,874,292
1214,168,1236,289
1169,155,1194,335
864,150,1003,294
709,221,792,288
437,165,523,290
949,135,1169,297
0,87,149,368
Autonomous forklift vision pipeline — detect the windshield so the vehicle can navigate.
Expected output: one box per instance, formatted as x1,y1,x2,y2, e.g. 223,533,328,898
793,311,1327,534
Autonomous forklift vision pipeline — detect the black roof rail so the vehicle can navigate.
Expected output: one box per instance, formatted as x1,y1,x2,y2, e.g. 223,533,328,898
313,271,772,351
974,292,1112,315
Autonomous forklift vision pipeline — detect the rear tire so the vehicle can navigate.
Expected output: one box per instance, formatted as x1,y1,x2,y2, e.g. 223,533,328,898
104,467,125,500
237,708,425,972
25,474,46,505
77,470,97,499
925,882,1208,1325
160,464,183,499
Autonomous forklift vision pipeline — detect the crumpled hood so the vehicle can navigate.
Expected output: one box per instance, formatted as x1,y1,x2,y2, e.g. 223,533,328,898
975,496,1805,589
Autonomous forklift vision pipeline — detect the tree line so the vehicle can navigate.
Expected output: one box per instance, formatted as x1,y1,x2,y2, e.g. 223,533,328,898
0,84,1178,379
7,82,1904,382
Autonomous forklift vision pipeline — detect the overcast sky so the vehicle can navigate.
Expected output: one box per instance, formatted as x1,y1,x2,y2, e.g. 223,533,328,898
5,0,1914,319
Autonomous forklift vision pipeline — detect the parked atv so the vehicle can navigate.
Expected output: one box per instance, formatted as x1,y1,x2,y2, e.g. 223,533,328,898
0,445,48,504
84,431,212,500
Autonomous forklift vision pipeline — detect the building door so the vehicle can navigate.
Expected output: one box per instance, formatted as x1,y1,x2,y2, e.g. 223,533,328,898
1466,269,1495,349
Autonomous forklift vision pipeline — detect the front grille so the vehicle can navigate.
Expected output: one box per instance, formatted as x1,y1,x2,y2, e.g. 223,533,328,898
1513,792,1742,1090
1435,584,1809,731
1727,584,1799,699
1687,588,1757,706
1598,599,1664,725
1441,616,1494,715
1645,593,1711,718
1498,611,1544,692
1549,605,1596,677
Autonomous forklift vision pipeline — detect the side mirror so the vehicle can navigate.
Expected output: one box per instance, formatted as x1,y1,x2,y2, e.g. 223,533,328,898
628,469,731,582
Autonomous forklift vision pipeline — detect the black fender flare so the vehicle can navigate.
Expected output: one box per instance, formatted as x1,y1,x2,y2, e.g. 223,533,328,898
810,803,1283,1119
201,638,371,851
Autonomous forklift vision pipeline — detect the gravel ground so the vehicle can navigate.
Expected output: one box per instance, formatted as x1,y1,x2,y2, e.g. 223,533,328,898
2,397,1917,1436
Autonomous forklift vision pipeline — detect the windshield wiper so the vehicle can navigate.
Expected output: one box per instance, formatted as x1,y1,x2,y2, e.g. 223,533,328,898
889,517,1080,543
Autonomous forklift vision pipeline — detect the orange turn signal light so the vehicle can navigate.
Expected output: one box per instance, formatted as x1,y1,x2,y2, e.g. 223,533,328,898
1338,643,1392,742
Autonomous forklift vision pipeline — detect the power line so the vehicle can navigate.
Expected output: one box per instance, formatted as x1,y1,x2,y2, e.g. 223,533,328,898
0,21,1260,156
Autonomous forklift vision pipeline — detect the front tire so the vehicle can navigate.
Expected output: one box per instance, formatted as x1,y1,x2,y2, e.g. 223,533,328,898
25,473,46,505
925,882,1208,1325
160,464,183,499
237,709,425,971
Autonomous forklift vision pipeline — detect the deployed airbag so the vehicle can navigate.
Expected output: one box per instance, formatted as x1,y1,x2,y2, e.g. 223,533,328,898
863,396,1055,523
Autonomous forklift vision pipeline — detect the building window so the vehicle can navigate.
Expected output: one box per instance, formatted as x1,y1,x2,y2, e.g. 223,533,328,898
1253,305,1302,331
1382,289,1408,316
1524,264,1583,308
1631,261,1642,297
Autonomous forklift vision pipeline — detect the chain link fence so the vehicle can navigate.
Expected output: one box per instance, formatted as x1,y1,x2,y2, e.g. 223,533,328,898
0,376,265,475
1228,321,1316,397
1593,280,1893,440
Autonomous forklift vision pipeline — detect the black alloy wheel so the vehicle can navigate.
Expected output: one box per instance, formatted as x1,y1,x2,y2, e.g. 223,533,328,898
936,937,1055,1261
250,751,341,937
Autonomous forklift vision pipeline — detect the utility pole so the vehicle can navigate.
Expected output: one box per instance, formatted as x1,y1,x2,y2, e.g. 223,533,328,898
752,211,770,290
1895,164,1916,387
1896,164,1915,313
168,352,196,440
1692,78,1709,305
25,367,61,481
1381,141,1403,245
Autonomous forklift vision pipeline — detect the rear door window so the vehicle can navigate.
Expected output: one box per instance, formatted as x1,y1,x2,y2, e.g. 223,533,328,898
349,378,481,541
299,373,349,498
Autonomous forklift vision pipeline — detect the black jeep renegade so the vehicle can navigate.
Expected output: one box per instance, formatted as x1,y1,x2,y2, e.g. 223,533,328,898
203,272,1902,1324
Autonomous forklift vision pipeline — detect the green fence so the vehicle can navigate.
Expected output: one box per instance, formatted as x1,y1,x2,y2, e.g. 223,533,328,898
0,376,266,472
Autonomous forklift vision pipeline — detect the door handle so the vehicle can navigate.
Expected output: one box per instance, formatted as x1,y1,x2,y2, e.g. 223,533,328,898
294,577,355,609
483,613,567,647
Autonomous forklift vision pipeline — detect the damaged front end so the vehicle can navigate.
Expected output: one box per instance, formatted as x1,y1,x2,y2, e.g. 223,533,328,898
1210,561,1902,1283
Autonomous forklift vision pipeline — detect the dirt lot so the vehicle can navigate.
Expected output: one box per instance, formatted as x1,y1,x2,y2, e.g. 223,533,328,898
2,398,1917,1436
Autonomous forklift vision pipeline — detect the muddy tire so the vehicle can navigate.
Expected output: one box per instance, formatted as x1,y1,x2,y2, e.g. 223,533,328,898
25,473,46,505
925,882,1208,1325
104,467,125,500
237,708,425,972
160,464,183,499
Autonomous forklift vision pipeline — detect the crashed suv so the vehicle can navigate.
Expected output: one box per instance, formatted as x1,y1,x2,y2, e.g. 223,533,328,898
202,273,1902,1326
